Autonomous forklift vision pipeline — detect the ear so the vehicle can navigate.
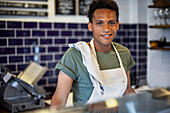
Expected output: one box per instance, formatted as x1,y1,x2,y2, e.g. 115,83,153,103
88,22,92,31
116,21,119,30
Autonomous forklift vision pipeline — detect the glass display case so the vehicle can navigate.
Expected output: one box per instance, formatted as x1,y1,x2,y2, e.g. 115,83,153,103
19,88,170,113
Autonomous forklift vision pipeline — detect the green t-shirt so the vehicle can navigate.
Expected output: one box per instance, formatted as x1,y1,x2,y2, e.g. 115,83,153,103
55,42,135,105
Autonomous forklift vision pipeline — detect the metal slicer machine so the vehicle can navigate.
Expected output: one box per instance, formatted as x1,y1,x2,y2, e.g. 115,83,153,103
0,62,47,113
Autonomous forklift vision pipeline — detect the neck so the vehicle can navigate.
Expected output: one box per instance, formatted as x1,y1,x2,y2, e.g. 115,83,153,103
95,44,112,52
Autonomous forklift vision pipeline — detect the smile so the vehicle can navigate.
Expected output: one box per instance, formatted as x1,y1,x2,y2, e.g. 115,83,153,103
101,34,112,38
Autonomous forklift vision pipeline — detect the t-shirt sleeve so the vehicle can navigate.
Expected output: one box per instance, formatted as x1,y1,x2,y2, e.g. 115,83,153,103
55,48,80,80
127,51,135,71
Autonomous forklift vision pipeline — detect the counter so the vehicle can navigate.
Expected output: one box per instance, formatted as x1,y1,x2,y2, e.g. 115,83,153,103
1,88,170,113
50,89,170,113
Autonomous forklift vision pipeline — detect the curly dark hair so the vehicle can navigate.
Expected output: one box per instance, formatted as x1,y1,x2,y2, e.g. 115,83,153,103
87,0,119,23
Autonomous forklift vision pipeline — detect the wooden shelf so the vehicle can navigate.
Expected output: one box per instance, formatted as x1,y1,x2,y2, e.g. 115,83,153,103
148,4,170,51
148,47,170,51
0,0,48,5
149,25,170,28
0,7,48,12
0,0,48,17
148,5,170,8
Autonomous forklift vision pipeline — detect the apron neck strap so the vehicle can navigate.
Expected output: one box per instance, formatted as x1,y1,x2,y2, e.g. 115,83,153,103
90,39,124,68
90,38,97,57
111,43,124,68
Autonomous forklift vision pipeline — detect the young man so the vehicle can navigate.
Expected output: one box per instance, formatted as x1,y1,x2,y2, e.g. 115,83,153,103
51,0,135,108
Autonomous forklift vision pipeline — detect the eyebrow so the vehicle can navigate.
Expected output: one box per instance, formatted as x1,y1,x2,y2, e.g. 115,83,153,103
95,19,117,22
109,20,117,22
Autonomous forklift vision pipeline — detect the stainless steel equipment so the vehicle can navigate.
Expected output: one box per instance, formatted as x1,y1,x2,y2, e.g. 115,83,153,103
0,64,46,113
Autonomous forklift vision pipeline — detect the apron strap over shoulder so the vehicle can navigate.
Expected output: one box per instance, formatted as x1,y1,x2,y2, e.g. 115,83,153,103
112,43,124,68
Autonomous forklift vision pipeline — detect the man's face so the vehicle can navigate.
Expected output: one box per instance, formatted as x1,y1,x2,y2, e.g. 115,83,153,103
88,9,119,52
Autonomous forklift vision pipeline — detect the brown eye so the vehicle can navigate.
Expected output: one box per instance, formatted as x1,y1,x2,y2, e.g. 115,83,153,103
96,22,102,25
110,22,116,25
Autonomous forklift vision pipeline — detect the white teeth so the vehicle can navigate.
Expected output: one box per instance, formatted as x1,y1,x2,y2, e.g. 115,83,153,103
103,35,110,37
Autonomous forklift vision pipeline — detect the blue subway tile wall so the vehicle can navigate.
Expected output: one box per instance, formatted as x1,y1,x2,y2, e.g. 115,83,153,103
32,30,45,37
47,30,59,36
25,39,38,45
0,21,5,28
68,23,78,29
0,39,7,46
25,55,34,61
0,21,147,96
40,39,53,45
17,47,31,54
16,30,30,37
9,39,23,45
40,22,51,29
0,56,7,63
137,24,148,85
61,31,72,36
75,31,84,36
81,24,88,29
54,23,65,28
0,30,14,37
55,39,65,44
17,64,29,71
0,47,15,54
7,21,22,28
9,56,23,63
38,79,47,85
24,22,37,28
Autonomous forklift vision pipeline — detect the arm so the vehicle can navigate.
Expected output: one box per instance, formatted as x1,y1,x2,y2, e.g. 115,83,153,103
124,71,135,95
50,70,73,108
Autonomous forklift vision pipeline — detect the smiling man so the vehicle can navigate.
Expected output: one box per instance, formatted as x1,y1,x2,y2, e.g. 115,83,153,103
51,0,135,108
88,8,119,52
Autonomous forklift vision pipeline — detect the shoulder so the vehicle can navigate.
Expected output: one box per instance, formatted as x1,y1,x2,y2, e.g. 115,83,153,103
112,42,130,54
63,47,82,60
112,42,135,70
65,47,81,55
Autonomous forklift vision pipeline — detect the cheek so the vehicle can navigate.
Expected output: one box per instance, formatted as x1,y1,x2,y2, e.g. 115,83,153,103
94,27,102,32
92,30,98,36
112,27,118,33
92,27,100,35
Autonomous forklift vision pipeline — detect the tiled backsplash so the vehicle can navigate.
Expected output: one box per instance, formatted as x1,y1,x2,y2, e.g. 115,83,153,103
0,21,147,96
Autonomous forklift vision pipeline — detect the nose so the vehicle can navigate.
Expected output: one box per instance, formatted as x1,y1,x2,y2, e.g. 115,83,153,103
103,24,110,33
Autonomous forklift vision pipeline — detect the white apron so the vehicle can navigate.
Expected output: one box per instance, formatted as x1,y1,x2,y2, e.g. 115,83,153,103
86,40,127,104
